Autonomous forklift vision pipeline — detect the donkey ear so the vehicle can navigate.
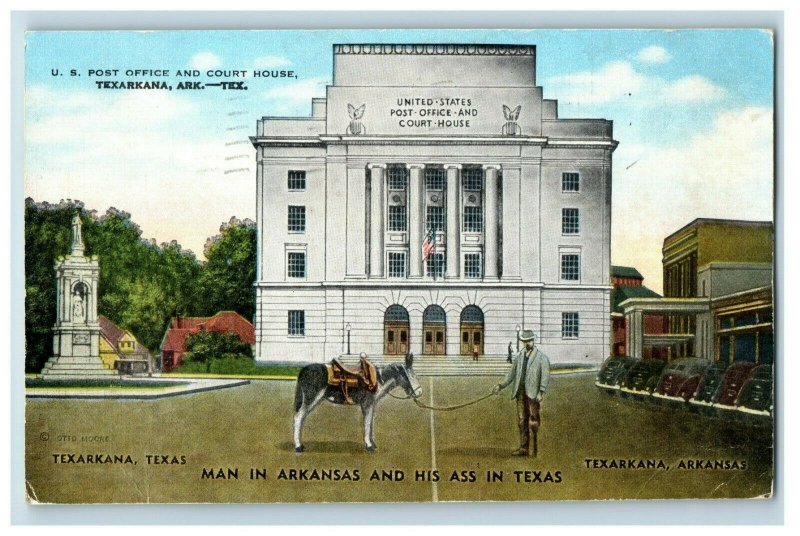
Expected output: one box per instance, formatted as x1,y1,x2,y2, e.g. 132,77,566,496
512,105,521,121
355,104,366,119
503,105,511,120
348,104,356,118
405,352,414,369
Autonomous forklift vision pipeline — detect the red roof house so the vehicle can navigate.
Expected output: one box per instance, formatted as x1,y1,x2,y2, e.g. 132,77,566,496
159,311,255,372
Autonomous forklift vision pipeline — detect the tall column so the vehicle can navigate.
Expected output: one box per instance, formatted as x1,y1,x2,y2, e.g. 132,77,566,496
368,164,386,278
407,164,425,278
445,164,462,279
501,167,521,280
631,309,644,359
483,165,500,279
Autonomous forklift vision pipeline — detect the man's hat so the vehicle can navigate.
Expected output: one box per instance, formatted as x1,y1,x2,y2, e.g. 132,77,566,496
518,330,536,342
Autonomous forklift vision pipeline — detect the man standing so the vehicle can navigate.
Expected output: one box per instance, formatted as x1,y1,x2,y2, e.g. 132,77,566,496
494,330,551,457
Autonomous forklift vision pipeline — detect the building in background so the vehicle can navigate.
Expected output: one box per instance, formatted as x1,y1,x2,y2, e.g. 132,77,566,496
160,311,255,372
251,44,617,364
98,315,154,375
610,265,665,357
620,219,773,364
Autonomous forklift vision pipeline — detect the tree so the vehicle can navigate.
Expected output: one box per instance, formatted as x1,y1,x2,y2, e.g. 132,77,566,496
181,330,253,373
195,217,256,321
24,199,201,372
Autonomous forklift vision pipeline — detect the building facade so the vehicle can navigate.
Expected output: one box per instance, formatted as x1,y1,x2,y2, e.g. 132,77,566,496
620,219,773,363
252,44,616,364
160,311,256,372
610,265,664,357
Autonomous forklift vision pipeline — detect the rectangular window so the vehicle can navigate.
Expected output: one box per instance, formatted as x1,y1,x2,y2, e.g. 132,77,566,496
462,167,483,191
288,170,306,191
426,206,445,233
387,166,408,190
562,208,580,234
425,167,446,191
562,172,580,192
287,205,306,232
288,310,305,336
388,252,407,278
387,205,407,232
287,252,306,278
463,206,483,232
561,254,580,281
562,312,579,338
464,253,482,279
426,253,446,278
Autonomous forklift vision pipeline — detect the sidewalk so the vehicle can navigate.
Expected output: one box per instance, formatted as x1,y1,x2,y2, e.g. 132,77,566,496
25,377,250,400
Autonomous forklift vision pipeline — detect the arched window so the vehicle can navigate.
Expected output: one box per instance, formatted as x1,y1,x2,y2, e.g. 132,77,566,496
423,305,446,324
384,304,409,323
460,305,484,324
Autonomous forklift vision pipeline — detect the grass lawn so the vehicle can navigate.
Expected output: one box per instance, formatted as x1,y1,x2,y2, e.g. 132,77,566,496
25,374,773,503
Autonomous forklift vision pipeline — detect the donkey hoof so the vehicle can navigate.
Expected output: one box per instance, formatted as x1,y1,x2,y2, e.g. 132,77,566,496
294,445,304,453
366,445,377,453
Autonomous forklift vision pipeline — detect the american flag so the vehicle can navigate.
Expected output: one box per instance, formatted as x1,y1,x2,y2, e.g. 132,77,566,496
422,227,436,261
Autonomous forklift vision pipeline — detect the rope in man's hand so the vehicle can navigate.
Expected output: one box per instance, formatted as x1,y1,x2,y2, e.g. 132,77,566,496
387,388,499,411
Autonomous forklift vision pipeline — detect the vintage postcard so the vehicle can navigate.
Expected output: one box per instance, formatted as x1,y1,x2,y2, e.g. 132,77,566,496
22,29,775,504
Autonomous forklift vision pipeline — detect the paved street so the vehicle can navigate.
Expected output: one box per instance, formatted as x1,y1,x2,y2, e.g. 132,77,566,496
25,373,773,503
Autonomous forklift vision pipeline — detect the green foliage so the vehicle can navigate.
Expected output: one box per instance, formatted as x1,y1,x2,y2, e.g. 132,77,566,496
24,200,258,374
195,217,257,321
181,330,253,373
24,199,200,372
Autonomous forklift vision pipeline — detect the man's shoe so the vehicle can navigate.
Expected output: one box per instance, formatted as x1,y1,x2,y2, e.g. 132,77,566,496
512,448,529,456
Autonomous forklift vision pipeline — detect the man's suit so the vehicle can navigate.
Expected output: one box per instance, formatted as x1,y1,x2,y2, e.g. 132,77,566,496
499,346,551,454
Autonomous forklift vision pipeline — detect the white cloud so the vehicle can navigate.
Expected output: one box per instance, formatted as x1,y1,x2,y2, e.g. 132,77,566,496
25,85,255,258
637,45,671,64
665,75,728,102
546,61,726,105
261,77,329,115
189,52,222,70
253,55,292,69
612,106,773,292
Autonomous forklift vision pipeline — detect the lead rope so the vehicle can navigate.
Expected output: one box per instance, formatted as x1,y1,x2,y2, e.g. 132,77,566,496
387,388,498,411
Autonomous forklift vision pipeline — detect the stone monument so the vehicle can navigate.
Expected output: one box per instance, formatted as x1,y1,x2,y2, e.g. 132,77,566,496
40,214,117,379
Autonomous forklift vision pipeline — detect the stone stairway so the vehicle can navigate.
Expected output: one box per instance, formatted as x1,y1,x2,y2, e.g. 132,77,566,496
40,355,119,380
337,354,512,377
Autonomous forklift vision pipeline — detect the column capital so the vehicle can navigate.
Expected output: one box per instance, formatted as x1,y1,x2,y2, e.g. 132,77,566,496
367,163,386,170
444,164,463,170
406,163,426,170
482,164,502,171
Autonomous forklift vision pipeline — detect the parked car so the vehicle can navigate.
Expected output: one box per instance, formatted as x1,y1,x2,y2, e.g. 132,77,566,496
735,365,773,418
689,360,731,409
712,362,759,412
595,355,638,393
619,358,667,397
652,357,712,403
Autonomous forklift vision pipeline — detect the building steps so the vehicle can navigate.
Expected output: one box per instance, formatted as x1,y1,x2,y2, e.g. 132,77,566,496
40,355,119,380
337,354,512,377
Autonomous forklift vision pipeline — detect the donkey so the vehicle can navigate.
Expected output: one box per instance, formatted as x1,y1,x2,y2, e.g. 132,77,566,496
293,353,422,453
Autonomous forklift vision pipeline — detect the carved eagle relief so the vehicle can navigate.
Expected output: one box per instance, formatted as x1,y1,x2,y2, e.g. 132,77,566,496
347,103,366,135
502,104,522,136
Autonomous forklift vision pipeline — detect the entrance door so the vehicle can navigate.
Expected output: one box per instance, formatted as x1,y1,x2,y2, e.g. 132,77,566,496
384,324,409,356
461,327,484,356
424,327,446,355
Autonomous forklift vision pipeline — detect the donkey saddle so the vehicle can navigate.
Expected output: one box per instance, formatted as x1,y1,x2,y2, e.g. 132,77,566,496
327,357,378,404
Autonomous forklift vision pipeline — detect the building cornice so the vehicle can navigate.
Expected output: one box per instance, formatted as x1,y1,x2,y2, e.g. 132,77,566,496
255,281,613,291
251,135,618,151
333,44,536,56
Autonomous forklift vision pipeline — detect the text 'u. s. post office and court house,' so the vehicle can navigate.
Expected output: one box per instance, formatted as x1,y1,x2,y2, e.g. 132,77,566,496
251,44,616,364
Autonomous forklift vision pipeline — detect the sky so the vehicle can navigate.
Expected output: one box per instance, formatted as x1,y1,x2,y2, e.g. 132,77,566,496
24,29,775,292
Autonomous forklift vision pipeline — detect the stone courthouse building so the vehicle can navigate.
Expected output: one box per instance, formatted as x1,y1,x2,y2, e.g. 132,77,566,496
251,44,617,364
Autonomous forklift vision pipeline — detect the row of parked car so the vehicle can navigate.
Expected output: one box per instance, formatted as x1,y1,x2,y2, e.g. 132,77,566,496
595,356,773,420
